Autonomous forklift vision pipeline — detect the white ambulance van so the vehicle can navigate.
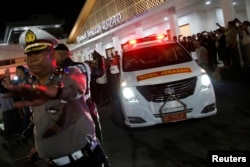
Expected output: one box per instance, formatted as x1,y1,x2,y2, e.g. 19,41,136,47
119,34,217,128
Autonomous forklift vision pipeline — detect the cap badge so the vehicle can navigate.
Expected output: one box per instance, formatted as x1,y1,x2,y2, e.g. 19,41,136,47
25,30,37,44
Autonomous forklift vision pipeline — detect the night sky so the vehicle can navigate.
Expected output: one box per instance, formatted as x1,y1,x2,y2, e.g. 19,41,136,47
0,0,86,41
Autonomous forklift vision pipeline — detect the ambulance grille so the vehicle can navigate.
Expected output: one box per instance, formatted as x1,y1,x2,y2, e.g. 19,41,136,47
136,77,197,102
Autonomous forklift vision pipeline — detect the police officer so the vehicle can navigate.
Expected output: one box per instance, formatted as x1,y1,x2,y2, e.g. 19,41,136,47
4,28,105,167
54,44,104,145
54,44,110,167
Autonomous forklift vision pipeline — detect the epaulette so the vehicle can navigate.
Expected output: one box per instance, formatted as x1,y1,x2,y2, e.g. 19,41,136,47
49,67,68,80
55,67,65,75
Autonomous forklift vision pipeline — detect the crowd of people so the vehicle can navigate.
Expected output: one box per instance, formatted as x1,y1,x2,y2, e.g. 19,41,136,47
175,18,250,74
0,65,35,137
89,50,121,108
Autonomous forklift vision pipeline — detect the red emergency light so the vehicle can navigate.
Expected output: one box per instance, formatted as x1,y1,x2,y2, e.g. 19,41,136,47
156,34,165,40
129,39,137,45
127,34,166,45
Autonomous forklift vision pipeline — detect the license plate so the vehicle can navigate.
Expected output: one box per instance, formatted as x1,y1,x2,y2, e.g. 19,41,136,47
163,111,187,123
161,101,184,112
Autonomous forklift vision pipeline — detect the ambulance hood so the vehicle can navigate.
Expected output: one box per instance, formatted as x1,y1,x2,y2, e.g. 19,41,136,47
121,60,202,86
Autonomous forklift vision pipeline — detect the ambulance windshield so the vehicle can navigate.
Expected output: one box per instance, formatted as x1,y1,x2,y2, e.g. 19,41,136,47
122,43,192,72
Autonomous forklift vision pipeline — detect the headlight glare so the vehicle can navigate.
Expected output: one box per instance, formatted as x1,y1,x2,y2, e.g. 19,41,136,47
121,80,127,87
200,74,211,91
122,87,138,102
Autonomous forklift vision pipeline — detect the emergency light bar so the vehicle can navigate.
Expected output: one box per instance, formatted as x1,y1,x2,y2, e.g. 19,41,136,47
129,39,137,45
127,34,167,45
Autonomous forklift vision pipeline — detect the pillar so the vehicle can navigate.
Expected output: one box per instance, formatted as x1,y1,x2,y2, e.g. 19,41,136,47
112,36,122,55
245,0,250,20
221,0,235,24
167,7,179,39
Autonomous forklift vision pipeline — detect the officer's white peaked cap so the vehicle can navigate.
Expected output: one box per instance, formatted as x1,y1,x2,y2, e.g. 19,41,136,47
19,27,58,54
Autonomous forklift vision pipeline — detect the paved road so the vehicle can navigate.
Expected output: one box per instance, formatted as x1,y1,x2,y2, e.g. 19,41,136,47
102,80,250,167
0,78,250,167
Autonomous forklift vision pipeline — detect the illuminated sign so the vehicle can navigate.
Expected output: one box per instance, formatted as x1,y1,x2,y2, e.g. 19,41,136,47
137,67,192,81
77,13,122,42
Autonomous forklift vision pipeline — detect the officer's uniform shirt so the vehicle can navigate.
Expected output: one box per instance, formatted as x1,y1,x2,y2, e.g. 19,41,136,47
18,27,96,159
32,66,95,159
59,57,92,101
81,62,91,101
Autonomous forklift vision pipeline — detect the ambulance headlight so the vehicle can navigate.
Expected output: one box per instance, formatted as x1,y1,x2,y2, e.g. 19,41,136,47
122,87,139,102
200,74,211,91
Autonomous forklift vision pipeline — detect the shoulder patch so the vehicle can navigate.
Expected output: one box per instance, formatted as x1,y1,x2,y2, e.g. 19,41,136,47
49,67,67,80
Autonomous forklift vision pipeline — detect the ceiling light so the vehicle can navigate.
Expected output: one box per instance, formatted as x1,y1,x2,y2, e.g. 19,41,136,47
205,1,211,5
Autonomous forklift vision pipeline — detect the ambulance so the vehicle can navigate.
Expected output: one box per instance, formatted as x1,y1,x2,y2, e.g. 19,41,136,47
119,34,217,128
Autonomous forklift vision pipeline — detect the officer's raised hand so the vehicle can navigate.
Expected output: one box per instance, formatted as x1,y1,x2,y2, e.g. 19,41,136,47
3,83,60,107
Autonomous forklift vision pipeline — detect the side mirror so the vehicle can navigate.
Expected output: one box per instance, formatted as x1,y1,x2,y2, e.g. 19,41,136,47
191,52,197,60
